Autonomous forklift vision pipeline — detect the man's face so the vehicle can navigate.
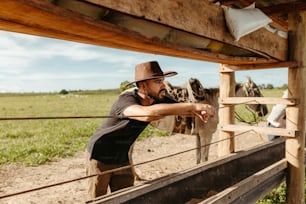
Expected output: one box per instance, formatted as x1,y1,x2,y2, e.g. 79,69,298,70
145,77,167,101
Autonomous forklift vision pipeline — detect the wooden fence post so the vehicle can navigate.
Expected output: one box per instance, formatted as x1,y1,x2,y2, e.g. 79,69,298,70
286,10,306,204
218,64,235,157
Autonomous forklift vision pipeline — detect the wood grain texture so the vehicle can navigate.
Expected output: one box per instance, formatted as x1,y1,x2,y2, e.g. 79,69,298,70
0,0,287,65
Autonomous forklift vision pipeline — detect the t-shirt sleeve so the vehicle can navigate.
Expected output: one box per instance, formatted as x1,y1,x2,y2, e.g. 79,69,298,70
113,92,139,117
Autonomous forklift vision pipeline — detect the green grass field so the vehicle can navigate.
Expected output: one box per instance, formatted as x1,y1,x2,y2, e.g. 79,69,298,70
0,88,285,166
0,90,119,165
0,90,170,166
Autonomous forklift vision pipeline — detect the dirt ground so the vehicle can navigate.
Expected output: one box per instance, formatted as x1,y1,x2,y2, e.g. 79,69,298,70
0,123,268,204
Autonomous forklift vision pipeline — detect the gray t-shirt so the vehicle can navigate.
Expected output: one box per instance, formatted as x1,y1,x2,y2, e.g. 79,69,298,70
87,89,175,164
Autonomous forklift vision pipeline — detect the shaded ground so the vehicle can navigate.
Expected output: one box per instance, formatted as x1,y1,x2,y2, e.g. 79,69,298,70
0,123,268,204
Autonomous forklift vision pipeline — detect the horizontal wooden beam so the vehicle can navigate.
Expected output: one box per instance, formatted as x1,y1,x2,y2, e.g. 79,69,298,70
201,159,287,204
89,141,285,204
259,1,306,31
0,0,279,65
220,97,297,105
261,1,306,15
221,124,298,137
85,0,287,61
219,61,298,72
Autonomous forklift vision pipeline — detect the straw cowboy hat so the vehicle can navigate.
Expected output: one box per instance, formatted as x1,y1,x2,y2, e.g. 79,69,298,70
126,61,177,86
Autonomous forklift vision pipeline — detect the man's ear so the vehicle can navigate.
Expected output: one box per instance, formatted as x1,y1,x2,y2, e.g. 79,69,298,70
137,81,143,89
137,81,147,95
139,81,149,90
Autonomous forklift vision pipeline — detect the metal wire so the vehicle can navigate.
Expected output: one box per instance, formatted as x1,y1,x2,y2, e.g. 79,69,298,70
0,80,273,199
0,115,161,121
0,98,264,199
0,97,266,121
0,129,255,200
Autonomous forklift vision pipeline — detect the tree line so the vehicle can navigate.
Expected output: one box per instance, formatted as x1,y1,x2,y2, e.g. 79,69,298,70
58,81,287,95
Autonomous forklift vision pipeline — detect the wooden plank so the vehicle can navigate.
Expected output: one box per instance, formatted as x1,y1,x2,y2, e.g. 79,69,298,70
87,141,285,204
56,0,265,59
261,1,306,15
85,0,287,61
221,124,298,138
219,61,298,71
0,19,140,53
0,1,156,53
286,10,306,204
200,159,287,204
231,171,286,204
259,1,306,31
0,0,276,65
220,97,297,105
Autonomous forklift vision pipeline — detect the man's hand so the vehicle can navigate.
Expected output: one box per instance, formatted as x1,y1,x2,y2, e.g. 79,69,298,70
193,104,215,123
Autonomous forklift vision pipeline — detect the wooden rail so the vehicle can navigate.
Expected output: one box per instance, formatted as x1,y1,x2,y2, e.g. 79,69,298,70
87,140,285,204
221,124,298,138
0,0,284,65
220,97,297,105
201,159,287,204
219,61,298,71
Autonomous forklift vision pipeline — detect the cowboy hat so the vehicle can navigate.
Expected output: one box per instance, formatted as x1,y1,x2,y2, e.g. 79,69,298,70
126,61,177,86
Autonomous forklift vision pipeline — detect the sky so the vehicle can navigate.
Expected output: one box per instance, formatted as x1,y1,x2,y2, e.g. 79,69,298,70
0,30,288,93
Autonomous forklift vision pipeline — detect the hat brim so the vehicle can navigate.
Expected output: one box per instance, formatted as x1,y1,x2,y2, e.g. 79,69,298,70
125,71,177,87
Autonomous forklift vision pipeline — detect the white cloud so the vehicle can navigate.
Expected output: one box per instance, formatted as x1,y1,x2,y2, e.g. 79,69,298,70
0,30,150,74
6,72,125,81
0,31,288,92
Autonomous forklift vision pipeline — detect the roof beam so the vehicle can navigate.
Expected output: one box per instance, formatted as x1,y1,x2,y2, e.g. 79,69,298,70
0,0,288,64
261,1,306,15
260,1,306,30
85,0,287,61
0,0,275,65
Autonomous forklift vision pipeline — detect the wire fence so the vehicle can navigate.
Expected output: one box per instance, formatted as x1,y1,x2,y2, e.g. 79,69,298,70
0,127,256,200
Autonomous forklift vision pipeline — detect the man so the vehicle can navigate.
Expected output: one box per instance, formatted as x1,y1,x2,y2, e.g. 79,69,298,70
86,61,215,199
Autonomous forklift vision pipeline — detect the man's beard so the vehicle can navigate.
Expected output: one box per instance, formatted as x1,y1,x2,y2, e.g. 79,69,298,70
148,89,167,103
